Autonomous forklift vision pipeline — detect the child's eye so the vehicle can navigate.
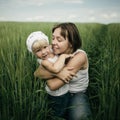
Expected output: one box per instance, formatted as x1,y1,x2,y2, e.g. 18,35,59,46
44,46,48,49
36,49,41,52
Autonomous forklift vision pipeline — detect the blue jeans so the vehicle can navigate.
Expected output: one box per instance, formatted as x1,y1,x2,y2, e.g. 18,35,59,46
47,92,69,118
66,92,92,120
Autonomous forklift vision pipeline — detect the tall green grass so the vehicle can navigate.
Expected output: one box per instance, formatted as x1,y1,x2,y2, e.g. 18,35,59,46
0,22,119,120
80,23,120,120
0,22,54,120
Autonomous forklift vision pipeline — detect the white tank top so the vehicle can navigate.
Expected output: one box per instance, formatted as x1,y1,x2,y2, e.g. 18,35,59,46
44,55,69,96
69,49,89,93
39,49,89,95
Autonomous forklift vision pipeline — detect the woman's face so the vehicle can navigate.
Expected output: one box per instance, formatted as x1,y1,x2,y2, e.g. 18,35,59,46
52,28,72,55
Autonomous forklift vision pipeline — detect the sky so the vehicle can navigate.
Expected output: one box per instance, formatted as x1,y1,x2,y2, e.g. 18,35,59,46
0,0,120,24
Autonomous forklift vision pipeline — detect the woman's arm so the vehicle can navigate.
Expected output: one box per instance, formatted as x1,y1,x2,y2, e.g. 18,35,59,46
34,65,54,79
34,64,75,80
47,51,88,90
41,54,73,73
34,51,88,90
46,66,75,90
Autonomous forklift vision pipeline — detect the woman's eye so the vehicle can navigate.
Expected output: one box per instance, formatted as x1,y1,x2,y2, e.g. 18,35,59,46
58,38,62,42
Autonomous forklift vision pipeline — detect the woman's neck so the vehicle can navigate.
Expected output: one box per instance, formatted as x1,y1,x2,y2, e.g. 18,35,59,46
65,48,73,54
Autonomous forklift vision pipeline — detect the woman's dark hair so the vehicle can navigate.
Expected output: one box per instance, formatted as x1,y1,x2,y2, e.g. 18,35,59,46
52,22,82,52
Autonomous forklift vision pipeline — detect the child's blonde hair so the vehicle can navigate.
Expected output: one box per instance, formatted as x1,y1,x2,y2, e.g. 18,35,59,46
32,39,49,53
26,31,49,52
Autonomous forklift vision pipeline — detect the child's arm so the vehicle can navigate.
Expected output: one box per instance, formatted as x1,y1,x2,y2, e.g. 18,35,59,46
41,54,73,73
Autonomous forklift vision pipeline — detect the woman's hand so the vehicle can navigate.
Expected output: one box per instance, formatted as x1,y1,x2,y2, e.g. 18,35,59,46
56,66,76,83
34,65,53,79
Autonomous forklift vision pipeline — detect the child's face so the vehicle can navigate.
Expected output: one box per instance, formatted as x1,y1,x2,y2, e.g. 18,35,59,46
34,44,52,60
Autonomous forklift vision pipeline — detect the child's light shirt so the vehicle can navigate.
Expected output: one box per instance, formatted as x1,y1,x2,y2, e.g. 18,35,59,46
38,55,69,96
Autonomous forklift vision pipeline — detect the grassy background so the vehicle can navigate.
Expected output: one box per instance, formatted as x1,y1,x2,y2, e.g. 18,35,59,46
0,22,119,120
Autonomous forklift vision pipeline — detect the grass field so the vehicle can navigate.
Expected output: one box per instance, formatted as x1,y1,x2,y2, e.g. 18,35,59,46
0,22,119,120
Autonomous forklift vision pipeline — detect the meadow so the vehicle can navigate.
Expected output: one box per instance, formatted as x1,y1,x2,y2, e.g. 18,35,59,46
0,22,119,120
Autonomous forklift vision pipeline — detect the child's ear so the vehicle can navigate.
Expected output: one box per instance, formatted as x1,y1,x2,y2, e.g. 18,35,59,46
69,43,72,48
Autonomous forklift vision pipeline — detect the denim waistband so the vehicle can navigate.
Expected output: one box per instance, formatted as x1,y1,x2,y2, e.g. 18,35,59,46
69,90,86,96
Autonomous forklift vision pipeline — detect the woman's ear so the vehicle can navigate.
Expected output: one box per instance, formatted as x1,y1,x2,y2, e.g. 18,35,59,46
70,43,73,48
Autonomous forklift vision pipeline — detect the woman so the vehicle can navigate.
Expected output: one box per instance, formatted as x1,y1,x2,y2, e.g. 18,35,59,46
34,22,91,120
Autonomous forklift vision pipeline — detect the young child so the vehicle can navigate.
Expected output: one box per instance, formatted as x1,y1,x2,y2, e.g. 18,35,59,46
26,31,73,74
26,31,74,117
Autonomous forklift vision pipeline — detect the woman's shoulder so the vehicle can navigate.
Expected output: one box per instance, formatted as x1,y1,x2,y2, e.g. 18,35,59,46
74,49,88,68
76,49,86,53
67,49,88,71
71,49,88,63
74,49,87,56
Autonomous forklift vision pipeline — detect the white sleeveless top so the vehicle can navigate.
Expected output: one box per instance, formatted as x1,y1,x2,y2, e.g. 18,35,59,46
69,49,89,93
43,55,69,96
39,49,89,95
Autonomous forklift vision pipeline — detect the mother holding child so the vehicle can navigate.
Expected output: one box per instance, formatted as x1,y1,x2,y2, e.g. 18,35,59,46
26,22,91,120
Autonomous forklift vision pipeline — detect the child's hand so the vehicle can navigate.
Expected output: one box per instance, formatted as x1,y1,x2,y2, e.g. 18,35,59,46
61,54,74,64
67,54,74,58
62,54,74,59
